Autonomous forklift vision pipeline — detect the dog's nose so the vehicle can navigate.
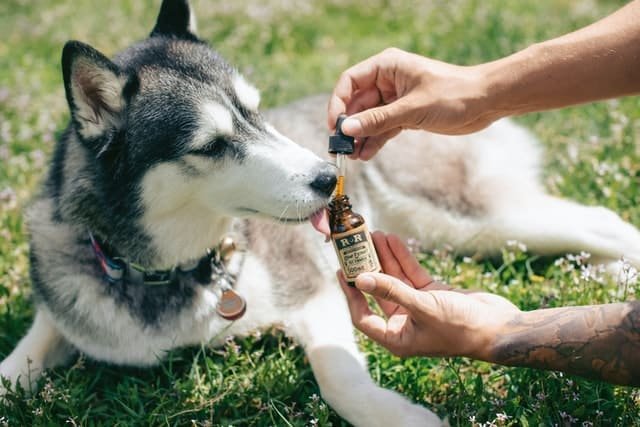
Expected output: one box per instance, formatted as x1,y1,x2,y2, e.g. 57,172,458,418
310,169,337,197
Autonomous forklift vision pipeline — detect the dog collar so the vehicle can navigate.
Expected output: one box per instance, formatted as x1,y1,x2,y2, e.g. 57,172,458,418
89,232,209,285
89,232,246,320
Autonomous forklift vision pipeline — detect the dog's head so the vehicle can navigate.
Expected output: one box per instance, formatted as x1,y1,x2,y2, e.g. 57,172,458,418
61,0,335,264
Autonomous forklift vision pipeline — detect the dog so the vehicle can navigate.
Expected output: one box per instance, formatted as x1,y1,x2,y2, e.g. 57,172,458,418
2,0,640,425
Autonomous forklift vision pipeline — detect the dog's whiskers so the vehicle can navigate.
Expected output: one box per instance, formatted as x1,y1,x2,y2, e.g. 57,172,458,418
296,201,302,222
277,204,290,222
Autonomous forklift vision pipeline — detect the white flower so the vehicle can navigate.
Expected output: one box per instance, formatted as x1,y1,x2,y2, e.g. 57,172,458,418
496,412,510,421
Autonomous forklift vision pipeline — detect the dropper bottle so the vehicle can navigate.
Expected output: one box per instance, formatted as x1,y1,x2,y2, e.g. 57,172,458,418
328,115,382,286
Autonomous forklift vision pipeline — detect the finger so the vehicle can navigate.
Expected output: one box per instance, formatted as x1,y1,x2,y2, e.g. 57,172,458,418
327,93,347,131
357,232,401,316
371,231,409,283
358,128,402,161
338,271,392,344
355,272,420,311
341,99,414,138
345,88,383,116
386,234,437,289
328,56,383,130
350,136,367,160
338,270,373,318
353,310,395,347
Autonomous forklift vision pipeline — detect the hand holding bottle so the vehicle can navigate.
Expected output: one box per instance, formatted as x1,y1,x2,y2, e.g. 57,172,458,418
338,231,519,358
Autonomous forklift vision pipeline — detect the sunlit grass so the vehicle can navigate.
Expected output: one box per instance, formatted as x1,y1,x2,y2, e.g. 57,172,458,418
1,0,639,425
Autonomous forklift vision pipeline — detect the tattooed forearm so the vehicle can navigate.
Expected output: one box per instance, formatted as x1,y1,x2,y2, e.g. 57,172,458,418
491,301,640,386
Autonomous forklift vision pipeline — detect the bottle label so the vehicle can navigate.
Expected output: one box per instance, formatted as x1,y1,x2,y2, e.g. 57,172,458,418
332,224,382,282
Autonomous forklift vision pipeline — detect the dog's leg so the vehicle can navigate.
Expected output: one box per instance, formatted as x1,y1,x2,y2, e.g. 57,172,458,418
487,195,640,267
286,283,443,427
0,308,75,394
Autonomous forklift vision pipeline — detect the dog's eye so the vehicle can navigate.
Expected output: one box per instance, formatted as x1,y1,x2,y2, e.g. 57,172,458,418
189,136,230,157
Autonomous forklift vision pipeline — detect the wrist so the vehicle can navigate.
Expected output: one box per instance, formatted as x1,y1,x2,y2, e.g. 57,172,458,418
474,43,542,120
471,308,522,362
458,64,504,127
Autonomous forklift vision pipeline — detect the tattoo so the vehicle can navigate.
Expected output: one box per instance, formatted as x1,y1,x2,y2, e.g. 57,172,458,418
492,301,640,386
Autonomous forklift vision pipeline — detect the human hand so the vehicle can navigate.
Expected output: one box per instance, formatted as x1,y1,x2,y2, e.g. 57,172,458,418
338,231,520,359
328,48,498,160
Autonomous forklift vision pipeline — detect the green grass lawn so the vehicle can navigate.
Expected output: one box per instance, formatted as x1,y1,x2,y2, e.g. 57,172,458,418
1,0,640,425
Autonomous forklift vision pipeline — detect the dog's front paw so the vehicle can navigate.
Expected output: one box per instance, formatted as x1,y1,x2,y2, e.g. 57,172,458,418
369,388,443,427
322,383,443,427
0,355,38,396
0,358,18,397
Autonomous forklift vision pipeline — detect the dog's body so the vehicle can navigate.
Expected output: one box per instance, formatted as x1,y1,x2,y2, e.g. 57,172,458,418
2,1,640,425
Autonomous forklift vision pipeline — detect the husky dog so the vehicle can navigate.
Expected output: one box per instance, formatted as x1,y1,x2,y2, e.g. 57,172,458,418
3,0,640,425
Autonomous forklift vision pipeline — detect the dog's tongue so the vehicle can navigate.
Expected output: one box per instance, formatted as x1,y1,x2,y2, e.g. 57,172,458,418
310,208,330,238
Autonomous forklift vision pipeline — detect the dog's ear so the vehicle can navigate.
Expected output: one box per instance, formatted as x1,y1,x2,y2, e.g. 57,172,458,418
151,0,198,39
62,41,138,142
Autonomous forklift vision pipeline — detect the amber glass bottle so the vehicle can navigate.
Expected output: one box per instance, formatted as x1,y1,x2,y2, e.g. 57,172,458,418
329,195,381,286
328,114,382,286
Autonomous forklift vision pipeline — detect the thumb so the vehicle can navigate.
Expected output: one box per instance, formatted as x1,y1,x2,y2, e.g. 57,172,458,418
342,100,413,137
355,272,419,310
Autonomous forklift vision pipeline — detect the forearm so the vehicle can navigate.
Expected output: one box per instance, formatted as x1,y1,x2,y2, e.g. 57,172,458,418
488,301,640,386
478,0,640,118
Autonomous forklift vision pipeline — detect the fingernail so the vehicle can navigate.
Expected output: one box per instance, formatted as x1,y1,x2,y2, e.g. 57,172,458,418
341,118,363,136
356,274,376,292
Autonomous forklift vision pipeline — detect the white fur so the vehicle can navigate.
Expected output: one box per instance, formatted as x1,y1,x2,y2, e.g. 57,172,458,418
223,253,284,338
365,164,486,249
232,74,260,111
0,310,70,394
234,136,328,218
188,8,198,34
190,102,235,150
139,161,233,267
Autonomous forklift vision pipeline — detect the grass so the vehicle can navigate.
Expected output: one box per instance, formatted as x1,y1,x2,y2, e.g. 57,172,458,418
1,0,639,425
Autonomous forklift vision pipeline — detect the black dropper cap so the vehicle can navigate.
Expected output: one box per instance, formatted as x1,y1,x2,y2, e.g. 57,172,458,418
329,114,354,155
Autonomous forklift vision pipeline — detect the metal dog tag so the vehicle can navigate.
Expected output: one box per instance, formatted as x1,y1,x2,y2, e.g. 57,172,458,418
216,288,246,320
211,239,246,321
